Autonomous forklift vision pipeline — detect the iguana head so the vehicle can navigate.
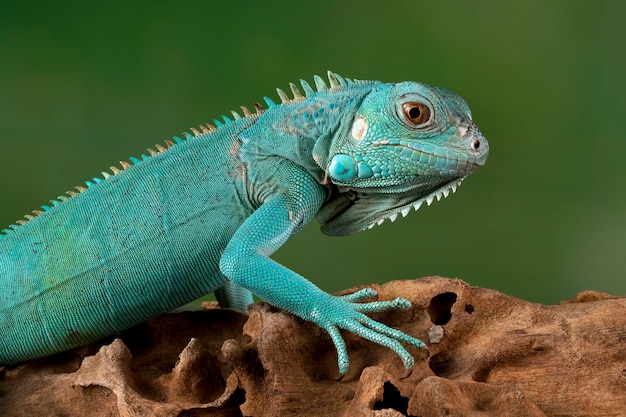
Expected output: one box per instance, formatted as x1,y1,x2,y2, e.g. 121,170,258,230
316,81,489,235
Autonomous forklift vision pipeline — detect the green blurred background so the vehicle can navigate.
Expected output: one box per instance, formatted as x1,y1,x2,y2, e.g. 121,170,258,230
1,1,625,305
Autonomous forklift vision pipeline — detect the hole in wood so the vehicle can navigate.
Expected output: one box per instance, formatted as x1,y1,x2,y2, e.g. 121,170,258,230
427,292,458,325
372,381,410,414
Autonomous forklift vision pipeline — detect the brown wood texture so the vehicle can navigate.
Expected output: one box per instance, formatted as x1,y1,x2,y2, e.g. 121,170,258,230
1,277,625,416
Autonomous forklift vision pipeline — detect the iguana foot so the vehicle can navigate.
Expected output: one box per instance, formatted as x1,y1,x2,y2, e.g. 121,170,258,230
312,288,427,376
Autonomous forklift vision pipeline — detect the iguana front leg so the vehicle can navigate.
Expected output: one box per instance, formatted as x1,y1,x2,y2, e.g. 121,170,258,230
219,166,426,376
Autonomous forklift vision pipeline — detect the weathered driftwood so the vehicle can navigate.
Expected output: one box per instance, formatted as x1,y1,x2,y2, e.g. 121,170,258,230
1,277,625,416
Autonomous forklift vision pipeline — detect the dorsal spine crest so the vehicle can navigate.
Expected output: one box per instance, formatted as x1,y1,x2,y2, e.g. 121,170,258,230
0,72,352,237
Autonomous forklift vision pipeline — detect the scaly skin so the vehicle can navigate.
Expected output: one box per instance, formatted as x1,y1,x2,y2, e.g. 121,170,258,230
0,72,489,374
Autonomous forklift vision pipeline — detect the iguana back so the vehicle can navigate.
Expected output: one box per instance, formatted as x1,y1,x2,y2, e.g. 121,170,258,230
1,117,258,359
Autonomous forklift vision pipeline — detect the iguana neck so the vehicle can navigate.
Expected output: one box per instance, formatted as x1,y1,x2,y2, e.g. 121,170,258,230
238,82,378,186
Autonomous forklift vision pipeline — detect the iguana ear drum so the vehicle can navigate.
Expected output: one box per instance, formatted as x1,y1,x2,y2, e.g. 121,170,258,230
351,116,368,143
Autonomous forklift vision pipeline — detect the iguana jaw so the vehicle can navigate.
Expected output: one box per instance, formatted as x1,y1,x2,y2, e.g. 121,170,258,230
363,176,465,230
317,176,465,236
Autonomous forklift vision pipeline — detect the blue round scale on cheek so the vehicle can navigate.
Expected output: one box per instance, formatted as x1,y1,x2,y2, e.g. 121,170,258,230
329,154,358,182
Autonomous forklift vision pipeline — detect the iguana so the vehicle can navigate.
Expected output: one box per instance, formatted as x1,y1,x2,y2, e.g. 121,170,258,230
0,72,488,375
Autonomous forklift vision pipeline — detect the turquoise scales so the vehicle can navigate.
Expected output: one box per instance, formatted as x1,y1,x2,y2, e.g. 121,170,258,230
0,72,489,374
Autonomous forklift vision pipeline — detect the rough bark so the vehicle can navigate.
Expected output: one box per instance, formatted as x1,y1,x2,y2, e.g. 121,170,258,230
1,276,625,416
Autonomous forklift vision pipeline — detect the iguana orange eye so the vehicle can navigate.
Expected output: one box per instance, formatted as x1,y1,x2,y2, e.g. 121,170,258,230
402,102,431,125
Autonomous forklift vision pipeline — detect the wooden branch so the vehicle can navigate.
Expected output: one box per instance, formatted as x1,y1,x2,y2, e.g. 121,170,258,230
1,277,624,416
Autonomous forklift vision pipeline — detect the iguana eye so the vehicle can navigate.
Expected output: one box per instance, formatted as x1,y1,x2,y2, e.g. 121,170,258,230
402,102,431,125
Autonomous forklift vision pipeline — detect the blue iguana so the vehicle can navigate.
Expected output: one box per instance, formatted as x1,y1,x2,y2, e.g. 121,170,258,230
0,72,489,375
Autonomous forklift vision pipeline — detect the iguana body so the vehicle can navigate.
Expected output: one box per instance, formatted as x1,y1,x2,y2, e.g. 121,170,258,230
0,72,488,374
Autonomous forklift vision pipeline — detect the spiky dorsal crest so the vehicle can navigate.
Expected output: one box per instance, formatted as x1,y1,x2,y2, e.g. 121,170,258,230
0,71,353,236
